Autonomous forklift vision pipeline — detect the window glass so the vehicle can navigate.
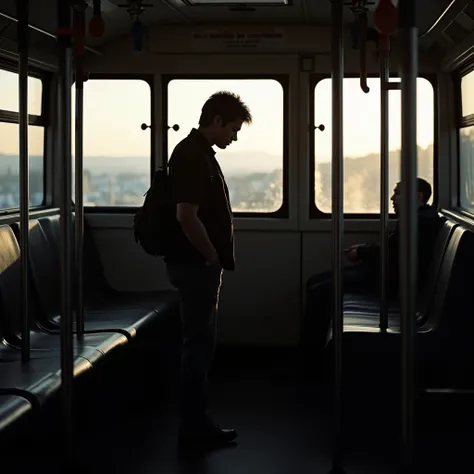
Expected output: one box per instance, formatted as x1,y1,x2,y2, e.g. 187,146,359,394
313,77,435,213
0,69,43,115
0,123,44,209
71,79,151,206
167,79,284,213
461,70,474,117
460,126,474,213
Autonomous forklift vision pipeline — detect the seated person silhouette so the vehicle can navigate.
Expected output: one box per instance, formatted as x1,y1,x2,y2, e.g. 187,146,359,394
299,178,440,373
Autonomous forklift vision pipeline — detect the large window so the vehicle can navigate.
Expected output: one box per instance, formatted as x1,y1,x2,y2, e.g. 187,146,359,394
0,68,45,210
166,78,285,214
71,78,151,207
312,77,435,215
459,70,474,213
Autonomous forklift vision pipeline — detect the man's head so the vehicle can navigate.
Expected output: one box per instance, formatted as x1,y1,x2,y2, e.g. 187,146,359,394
391,178,432,215
198,91,252,149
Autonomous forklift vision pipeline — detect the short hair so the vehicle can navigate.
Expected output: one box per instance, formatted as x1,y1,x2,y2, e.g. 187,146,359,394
417,178,432,204
199,91,252,127
396,178,432,204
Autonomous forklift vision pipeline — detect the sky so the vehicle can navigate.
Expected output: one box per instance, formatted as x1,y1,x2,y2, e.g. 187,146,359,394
0,68,435,164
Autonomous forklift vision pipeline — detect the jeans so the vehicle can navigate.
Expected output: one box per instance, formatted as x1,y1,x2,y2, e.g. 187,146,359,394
166,262,223,431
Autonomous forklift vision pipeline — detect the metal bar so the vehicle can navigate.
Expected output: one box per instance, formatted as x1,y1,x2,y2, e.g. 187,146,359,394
57,0,74,462
75,76,84,337
0,10,102,56
0,42,57,71
331,0,344,470
18,0,30,363
441,30,474,72
386,82,402,90
418,0,471,38
379,55,389,333
74,5,85,338
399,0,418,469
0,110,45,125
425,389,474,395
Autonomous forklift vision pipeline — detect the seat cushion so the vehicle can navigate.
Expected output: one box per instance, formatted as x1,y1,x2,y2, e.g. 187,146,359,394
0,356,92,405
29,330,128,365
48,307,171,341
343,312,402,331
343,293,400,313
0,330,127,366
0,395,32,432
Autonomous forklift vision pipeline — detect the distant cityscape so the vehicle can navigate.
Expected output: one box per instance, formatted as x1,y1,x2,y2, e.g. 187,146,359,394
77,168,284,213
0,144,438,213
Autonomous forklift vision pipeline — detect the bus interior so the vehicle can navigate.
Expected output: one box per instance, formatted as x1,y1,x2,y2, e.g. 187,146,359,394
1,0,474,472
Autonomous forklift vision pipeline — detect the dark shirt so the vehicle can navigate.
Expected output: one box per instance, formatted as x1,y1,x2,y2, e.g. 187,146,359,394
356,204,440,294
164,128,235,271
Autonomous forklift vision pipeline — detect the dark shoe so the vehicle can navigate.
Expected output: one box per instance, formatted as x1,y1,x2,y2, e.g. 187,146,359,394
178,424,238,448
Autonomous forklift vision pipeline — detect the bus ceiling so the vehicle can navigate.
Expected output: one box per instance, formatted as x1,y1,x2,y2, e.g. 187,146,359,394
0,0,469,54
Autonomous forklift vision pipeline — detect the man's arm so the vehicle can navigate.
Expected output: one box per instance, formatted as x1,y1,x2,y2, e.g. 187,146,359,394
171,154,220,266
176,202,220,266
356,242,380,262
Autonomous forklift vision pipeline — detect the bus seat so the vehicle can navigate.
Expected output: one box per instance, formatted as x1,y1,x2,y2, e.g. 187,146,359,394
329,223,474,385
0,394,32,434
341,218,457,324
38,214,179,313
13,217,176,342
0,355,92,407
1,223,128,364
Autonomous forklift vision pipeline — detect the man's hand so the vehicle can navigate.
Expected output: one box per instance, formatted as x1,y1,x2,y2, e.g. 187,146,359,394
344,245,361,263
205,255,222,270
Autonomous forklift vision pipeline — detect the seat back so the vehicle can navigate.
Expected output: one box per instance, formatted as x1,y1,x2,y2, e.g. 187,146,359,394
10,219,60,322
426,225,474,331
421,225,474,382
38,214,111,299
0,224,42,340
416,218,457,320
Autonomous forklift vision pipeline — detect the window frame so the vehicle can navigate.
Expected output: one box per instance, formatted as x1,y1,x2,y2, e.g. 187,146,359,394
456,62,474,128
74,73,155,213
309,72,438,219
162,74,289,218
455,63,474,211
0,60,50,215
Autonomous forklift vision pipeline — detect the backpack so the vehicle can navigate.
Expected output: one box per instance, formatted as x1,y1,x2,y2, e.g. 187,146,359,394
133,167,177,257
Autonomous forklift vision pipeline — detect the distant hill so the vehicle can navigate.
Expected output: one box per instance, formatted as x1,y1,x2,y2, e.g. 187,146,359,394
0,154,43,172
0,151,278,176
216,150,283,176
0,145,434,186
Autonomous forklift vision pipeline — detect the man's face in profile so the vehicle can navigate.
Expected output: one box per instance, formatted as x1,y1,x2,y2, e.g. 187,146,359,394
390,182,425,215
391,184,401,215
212,116,243,150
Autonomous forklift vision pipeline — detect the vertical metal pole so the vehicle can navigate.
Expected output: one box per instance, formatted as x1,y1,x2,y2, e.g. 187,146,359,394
57,0,74,462
399,0,418,468
74,4,85,337
331,0,344,471
18,0,30,363
380,56,389,332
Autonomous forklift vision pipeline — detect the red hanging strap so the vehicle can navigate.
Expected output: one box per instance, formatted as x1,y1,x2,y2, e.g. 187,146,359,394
74,8,86,56
73,3,88,85
89,0,105,38
374,0,398,57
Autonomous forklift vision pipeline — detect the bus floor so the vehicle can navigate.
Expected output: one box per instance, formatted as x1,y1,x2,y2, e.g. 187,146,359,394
6,345,474,474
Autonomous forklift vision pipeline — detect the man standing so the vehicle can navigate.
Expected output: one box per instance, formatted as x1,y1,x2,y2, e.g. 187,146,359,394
164,91,252,448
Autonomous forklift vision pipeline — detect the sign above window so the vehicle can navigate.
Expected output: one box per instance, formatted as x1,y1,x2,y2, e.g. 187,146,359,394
182,0,290,5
